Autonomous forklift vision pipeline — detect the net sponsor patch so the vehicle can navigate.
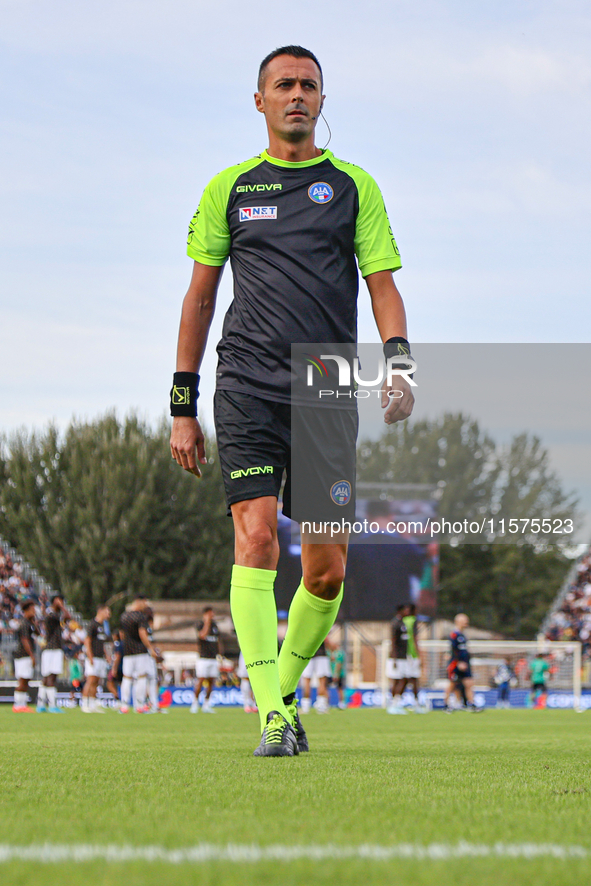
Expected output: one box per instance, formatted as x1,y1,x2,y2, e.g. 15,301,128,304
239,206,278,222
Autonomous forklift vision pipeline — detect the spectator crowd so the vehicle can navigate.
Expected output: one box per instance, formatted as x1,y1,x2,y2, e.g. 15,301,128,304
1,545,47,633
1,544,88,674
545,546,591,656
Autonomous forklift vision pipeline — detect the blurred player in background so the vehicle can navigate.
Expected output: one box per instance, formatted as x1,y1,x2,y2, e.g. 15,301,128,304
81,604,111,713
401,604,425,712
108,628,124,707
529,652,550,706
326,636,346,709
494,657,515,709
38,594,70,713
300,639,331,714
191,607,221,713
69,651,84,705
169,44,412,756
444,613,481,712
12,598,37,712
119,595,160,713
237,651,258,713
146,609,164,712
387,604,409,714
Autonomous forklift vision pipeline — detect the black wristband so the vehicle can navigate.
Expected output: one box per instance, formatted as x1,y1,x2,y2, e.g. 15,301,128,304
170,372,200,417
383,336,411,361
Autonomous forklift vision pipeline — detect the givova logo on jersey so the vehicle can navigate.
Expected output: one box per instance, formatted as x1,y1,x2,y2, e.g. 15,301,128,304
308,182,334,204
239,206,277,222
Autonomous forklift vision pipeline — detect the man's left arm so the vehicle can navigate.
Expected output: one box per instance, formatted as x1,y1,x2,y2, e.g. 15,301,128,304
366,271,415,425
413,620,421,658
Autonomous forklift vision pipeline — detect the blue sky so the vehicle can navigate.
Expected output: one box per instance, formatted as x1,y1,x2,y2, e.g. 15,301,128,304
1,1,590,478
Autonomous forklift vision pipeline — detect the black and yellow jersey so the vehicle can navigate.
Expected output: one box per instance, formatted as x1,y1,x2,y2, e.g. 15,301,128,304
187,149,401,402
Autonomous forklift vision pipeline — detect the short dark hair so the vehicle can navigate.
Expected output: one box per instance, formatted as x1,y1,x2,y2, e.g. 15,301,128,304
258,45,323,92
51,594,63,604
21,598,35,612
203,606,214,614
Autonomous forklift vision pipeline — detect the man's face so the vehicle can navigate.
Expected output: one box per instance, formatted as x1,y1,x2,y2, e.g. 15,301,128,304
24,606,35,621
255,55,324,143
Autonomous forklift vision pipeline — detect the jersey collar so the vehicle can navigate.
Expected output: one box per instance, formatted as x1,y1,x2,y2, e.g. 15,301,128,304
260,149,332,169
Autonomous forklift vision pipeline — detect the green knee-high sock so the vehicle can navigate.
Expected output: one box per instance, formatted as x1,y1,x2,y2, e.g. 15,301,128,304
278,580,343,699
230,564,290,731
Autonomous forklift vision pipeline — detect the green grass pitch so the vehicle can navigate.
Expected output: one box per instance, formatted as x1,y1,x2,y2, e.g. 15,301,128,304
1,705,591,886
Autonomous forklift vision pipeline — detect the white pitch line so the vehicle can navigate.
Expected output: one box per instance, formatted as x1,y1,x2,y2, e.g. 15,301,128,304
1,843,591,864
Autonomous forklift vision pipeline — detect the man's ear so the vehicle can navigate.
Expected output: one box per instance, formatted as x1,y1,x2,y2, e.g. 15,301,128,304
254,91,265,114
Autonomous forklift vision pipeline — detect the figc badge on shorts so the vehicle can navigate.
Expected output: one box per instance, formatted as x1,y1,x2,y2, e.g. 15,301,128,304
308,182,334,204
330,480,351,506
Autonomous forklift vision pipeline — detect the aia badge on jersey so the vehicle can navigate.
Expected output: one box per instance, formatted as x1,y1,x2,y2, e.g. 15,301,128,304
308,182,334,204
330,480,351,506
239,206,278,222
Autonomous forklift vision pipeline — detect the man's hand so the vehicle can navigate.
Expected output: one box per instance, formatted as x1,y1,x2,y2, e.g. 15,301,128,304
170,416,207,477
381,374,415,425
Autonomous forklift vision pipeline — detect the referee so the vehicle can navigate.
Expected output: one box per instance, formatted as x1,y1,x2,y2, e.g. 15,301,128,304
170,45,414,756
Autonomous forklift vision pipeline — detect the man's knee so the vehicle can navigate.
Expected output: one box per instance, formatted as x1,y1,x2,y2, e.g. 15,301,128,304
232,499,279,569
236,524,278,566
303,564,345,600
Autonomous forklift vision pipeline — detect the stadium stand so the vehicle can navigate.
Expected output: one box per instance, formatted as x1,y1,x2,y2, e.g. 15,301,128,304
543,544,591,656
0,537,84,680
1,540,45,675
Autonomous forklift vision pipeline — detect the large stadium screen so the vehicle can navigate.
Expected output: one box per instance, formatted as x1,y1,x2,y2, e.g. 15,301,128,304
275,499,438,620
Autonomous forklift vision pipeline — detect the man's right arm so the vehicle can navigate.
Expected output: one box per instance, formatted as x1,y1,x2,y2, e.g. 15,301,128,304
22,632,34,664
110,648,120,677
197,616,211,641
170,261,224,477
138,626,159,660
84,633,93,665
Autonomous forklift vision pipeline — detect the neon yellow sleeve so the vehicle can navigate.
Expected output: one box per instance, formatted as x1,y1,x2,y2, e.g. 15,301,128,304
354,171,401,277
186,157,264,266
186,174,231,266
330,157,402,277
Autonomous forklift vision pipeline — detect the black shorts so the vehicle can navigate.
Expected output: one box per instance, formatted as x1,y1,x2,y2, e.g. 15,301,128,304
448,662,472,681
214,390,357,523
531,682,547,692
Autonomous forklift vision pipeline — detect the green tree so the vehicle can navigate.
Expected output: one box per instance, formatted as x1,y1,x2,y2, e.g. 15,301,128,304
356,413,577,635
357,413,578,542
437,543,571,638
0,413,234,617
357,413,500,528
